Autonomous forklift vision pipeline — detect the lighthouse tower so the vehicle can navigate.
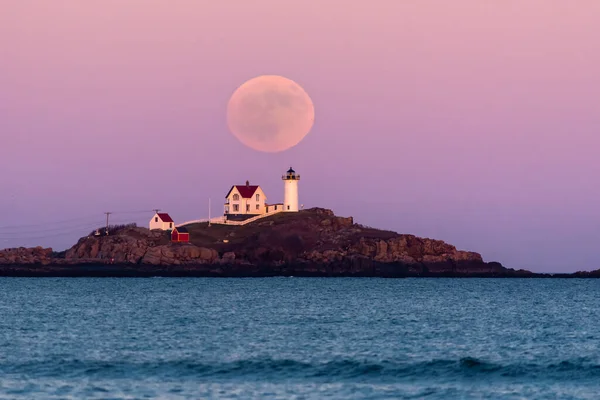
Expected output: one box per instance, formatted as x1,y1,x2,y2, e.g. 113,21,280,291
282,167,300,212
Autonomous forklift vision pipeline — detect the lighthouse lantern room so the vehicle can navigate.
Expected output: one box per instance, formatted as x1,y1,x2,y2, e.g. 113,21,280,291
282,167,300,212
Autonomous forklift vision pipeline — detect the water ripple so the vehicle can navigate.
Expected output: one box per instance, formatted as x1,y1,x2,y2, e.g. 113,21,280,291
1,278,599,399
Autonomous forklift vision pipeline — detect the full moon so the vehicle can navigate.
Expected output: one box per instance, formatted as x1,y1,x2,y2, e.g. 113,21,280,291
226,75,315,153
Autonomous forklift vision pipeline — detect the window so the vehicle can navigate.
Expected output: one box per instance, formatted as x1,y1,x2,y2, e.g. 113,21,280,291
233,194,240,201
256,194,260,202
274,205,277,210
246,204,250,212
169,223,172,228
287,205,290,210
256,204,259,210
233,204,239,212
155,217,158,222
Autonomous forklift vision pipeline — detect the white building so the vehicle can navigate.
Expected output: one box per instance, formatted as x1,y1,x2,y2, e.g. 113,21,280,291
149,212,175,230
224,181,267,220
265,203,284,213
282,167,300,212
222,168,301,222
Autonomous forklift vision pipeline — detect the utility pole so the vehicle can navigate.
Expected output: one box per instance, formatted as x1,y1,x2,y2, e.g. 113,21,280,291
104,212,112,235
208,198,211,227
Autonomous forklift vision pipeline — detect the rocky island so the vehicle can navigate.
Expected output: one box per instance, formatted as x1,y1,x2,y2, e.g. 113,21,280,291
0,208,539,277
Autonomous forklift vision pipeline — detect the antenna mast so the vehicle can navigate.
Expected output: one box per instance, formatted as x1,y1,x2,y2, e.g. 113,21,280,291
208,198,211,227
104,212,112,235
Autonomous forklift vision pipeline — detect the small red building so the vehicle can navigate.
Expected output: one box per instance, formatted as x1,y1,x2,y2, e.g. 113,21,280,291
171,226,190,243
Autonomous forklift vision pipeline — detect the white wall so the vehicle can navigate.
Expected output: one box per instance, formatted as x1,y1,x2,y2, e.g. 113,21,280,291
149,213,174,230
283,180,299,212
225,187,267,215
266,203,284,213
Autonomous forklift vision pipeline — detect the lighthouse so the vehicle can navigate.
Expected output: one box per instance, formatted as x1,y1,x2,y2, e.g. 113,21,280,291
282,167,300,212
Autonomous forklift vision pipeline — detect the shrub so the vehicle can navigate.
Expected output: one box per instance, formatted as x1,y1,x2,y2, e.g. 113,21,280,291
89,223,137,237
51,250,67,259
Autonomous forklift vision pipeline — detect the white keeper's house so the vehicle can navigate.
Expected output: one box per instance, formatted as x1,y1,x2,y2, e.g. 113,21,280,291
224,181,267,221
149,212,175,230
224,167,300,221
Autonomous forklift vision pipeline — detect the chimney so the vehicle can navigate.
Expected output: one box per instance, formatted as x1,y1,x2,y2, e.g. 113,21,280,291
246,180,249,187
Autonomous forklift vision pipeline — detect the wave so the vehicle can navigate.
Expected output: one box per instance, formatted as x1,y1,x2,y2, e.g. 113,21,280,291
2,357,600,381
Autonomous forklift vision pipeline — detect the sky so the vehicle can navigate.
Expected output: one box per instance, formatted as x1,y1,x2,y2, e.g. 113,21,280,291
1,0,599,273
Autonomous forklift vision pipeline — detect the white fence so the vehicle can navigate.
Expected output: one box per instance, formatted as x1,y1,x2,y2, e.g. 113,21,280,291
216,209,284,226
211,210,283,226
175,216,226,227
176,210,282,228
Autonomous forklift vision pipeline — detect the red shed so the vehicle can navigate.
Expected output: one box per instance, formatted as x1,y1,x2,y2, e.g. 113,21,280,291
171,226,190,243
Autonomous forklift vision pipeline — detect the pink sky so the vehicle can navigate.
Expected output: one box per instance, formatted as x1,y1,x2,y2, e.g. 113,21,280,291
1,0,599,272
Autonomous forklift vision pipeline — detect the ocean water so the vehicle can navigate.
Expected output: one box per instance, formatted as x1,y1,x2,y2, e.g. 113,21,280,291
0,278,599,399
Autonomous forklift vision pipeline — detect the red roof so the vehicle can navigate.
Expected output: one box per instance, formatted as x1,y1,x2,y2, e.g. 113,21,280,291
226,185,259,199
157,213,174,223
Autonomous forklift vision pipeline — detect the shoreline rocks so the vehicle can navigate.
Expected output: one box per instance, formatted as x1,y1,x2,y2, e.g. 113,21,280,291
0,208,563,278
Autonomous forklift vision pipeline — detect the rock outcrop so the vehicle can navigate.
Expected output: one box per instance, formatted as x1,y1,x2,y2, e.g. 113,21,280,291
0,208,530,277
63,227,218,265
573,269,600,278
0,247,54,265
